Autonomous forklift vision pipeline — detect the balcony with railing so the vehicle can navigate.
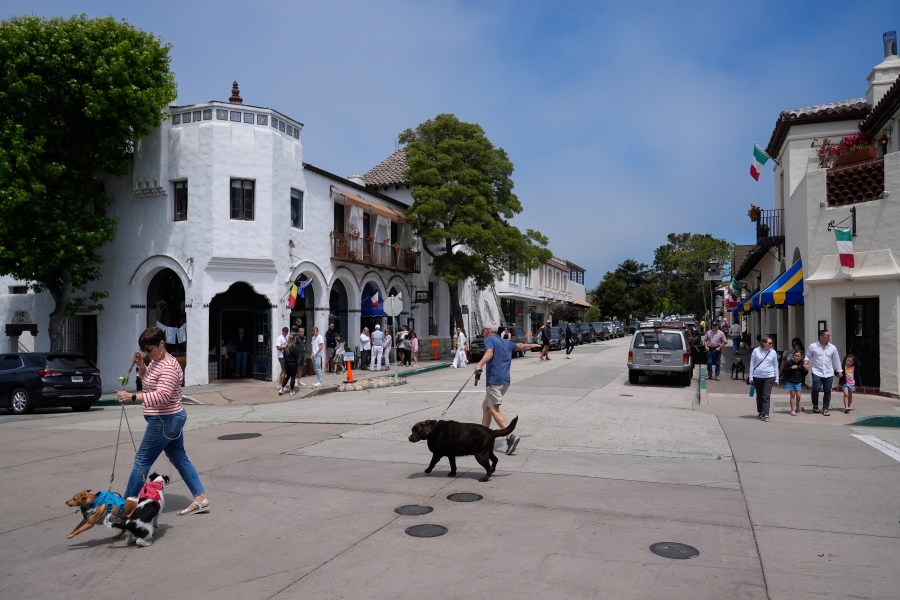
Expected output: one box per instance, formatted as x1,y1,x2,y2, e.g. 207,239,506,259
754,208,784,245
330,232,421,273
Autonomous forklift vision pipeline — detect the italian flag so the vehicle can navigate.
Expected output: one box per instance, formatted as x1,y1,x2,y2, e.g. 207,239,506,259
726,278,741,306
750,144,770,181
835,228,855,268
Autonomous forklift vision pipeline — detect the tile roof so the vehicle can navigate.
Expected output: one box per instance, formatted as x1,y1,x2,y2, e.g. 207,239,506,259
362,149,408,188
765,98,870,156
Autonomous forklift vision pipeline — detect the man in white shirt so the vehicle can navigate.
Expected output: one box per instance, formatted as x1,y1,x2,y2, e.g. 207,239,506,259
804,329,843,416
275,327,289,390
370,324,385,371
311,326,325,387
730,321,742,355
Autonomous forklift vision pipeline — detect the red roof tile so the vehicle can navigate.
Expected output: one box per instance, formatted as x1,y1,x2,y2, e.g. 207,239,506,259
765,99,870,156
362,149,408,188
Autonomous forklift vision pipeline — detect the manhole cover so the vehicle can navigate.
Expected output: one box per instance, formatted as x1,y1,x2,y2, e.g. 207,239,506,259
395,505,433,516
620,394,634,397
649,542,699,560
405,524,447,538
447,493,483,502
217,433,262,440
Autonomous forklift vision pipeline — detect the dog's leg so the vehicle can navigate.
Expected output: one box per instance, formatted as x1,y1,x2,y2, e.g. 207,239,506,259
446,456,457,477
488,451,499,474
474,452,493,482
66,518,91,539
424,453,441,474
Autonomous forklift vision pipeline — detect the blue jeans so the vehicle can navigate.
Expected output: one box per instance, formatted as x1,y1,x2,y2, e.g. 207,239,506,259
733,335,741,355
707,348,722,377
125,410,204,499
234,351,248,376
314,354,323,383
811,374,834,411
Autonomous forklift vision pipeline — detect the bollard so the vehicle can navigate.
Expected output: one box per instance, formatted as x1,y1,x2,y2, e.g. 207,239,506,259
345,360,354,384
432,339,439,360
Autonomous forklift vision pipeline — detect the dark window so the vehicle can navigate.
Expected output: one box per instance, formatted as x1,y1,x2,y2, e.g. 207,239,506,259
291,189,303,229
9,286,27,294
63,315,98,362
0,355,22,371
230,179,254,220
174,181,188,221
333,203,345,233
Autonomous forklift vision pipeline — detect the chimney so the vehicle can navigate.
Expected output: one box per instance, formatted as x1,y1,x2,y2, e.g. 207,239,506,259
229,81,243,104
867,31,900,106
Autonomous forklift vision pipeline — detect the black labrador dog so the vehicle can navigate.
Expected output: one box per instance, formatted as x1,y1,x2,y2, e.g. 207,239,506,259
731,357,746,380
408,417,518,482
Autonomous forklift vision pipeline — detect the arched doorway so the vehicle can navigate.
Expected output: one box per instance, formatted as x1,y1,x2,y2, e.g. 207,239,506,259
147,269,187,370
361,282,386,332
209,282,271,380
289,274,315,343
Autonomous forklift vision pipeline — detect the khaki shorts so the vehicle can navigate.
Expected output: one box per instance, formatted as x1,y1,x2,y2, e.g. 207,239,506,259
485,384,509,407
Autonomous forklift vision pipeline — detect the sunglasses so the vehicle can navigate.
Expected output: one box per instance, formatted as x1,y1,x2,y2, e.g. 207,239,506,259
144,343,160,353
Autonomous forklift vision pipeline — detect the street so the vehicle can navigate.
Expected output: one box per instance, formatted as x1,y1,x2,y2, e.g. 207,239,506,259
2,337,899,600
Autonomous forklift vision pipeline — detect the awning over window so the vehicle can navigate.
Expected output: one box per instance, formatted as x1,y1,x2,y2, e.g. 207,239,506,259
338,189,407,223
759,259,803,308
732,288,760,316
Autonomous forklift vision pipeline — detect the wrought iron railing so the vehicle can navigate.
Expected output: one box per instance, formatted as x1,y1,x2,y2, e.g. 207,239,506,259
330,232,421,273
755,208,783,243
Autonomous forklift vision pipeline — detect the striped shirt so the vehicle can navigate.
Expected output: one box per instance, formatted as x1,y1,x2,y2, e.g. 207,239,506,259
141,356,184,416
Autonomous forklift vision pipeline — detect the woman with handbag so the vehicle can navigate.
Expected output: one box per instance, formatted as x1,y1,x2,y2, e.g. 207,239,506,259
749,336,779,422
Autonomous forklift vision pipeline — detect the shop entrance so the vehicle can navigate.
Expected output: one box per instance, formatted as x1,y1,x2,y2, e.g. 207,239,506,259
845,298,879,388
209,282,272,381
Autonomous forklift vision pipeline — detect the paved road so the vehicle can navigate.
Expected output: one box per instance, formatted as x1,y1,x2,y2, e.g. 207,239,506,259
2,337,898,599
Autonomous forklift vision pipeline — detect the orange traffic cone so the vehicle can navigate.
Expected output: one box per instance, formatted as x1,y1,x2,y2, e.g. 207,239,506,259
344,360,354,383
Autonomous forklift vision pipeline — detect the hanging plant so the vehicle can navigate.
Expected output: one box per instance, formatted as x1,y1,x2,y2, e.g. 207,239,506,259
747,204,761,222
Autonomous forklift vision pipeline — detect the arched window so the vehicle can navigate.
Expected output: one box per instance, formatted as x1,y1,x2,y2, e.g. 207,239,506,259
147,269,187,355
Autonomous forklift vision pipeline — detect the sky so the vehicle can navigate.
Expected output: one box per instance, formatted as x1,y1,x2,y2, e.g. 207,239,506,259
5,1,899,289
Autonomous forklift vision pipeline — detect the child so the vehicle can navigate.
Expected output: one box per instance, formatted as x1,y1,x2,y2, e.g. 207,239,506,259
333,335,346,375
410,331,419,366
781,349,807,416
841,354,858,413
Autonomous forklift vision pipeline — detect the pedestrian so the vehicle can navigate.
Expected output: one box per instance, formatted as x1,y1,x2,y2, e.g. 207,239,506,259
702,321,727,380
279,334,302,395
749,336,779,422
359,326,371,370
841,354,858,413
721,318,729,335
383,327,393,370
781,348,807,416
114,326,209,516
804,330,843,416
453,326,468,368
275,326,289,390
398,326,412,366
370,324,384,371
564,322,576,358
325,322,338,373
473,325,540,455
293,326,307,387
731,320,742,355
334,335,346,375
539,320,552,360
311,326,324,387
410,331,419,366
233,326,250,377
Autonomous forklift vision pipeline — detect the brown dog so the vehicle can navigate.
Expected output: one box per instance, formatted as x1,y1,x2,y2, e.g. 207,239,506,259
65,489,137,539
408,416,517,482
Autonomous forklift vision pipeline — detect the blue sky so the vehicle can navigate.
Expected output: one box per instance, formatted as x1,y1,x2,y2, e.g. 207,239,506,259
5,1,899,289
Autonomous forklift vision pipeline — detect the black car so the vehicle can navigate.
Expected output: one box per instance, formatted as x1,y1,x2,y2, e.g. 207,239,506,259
0,353,102,415
577,323,594,343
591,322,609,341
500,325,528,357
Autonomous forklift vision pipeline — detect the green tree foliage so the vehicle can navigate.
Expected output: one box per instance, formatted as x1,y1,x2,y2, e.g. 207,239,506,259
399,114,552,329
0,15,177,350
591,259,657,320
652,233,732,317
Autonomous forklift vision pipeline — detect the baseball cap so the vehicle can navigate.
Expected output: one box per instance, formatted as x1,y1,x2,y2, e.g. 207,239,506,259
375,324,381,329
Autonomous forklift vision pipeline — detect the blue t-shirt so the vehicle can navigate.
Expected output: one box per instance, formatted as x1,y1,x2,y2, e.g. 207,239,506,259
484,335,516,386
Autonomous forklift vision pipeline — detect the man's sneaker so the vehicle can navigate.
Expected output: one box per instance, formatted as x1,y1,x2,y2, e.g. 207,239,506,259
313,382,322,387
298,380,307,386
506,434,520,455
278,389,285,396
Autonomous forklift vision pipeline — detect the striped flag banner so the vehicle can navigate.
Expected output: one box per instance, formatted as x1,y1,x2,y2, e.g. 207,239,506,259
750,144,770,181
835,228,854,268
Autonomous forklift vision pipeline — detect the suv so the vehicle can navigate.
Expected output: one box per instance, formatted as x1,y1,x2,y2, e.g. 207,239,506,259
577,322,594,343
627,327,693,386
0,353,102,414
591,322,609,341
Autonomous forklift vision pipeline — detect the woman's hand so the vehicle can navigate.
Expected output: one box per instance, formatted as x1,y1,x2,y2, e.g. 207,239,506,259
115,390,133,404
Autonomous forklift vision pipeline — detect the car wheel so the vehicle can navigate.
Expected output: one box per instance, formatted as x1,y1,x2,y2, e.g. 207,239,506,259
72,402,92,412
628,370,639,384
682,372,693,386
10,387,34,415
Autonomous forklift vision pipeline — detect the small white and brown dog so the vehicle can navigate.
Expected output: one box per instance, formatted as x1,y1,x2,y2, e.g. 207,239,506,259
109,473,169,547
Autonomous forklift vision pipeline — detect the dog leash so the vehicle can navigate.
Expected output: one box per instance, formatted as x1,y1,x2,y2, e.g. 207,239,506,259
441,370,479,416
109,358,144,490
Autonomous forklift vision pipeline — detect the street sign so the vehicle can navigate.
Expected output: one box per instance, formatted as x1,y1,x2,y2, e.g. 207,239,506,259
384,296,403,317
703,271,722,281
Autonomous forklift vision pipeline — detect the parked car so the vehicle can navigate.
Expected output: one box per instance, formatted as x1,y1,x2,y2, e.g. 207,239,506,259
0,353,102,415
628,321,640,334
600,321,617,339
612,321,625,337
591,322,609,341
500,325,528,357
577,322,594,343
627,327,693,386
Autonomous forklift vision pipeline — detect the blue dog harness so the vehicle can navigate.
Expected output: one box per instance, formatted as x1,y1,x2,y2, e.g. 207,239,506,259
81,490,126,519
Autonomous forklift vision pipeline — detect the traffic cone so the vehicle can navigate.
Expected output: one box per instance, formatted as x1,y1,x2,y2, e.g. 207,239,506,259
344,360,354,383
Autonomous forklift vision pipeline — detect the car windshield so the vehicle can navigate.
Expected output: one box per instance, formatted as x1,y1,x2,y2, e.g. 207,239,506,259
45,355,96,369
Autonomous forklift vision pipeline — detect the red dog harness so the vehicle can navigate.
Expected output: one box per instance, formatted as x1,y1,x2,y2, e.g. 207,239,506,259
138,480,164,502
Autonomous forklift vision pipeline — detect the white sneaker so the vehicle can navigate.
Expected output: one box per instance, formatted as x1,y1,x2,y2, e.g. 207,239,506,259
313,382,321,387
290,390,297,395
298,380,307,386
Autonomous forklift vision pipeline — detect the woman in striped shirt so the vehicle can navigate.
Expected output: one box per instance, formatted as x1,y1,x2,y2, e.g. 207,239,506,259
115,327,209,516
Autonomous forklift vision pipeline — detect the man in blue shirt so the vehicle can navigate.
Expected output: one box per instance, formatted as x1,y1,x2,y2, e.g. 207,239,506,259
474,325,539,455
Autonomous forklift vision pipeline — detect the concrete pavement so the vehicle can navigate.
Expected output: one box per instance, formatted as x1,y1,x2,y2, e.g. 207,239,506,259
2,337,899,599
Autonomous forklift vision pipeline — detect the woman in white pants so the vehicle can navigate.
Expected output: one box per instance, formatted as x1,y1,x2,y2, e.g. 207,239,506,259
453,327,468,368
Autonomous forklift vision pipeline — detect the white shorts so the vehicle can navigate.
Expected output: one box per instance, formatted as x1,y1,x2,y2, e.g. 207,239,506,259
485,384,509,407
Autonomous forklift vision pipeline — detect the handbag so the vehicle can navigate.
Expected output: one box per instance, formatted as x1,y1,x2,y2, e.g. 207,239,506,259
748,385,755,397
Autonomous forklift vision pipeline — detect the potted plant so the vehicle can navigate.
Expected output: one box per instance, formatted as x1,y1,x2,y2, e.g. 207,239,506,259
834,133,875,166
747,204,761,222
348,222,360,239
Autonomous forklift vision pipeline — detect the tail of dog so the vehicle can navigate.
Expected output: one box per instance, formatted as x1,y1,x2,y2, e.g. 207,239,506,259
492,416,518,438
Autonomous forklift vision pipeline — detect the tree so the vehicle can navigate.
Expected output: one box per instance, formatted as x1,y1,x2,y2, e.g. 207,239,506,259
591,259,657,319
399,114,552,329
652,233,732,317
0,15,177,350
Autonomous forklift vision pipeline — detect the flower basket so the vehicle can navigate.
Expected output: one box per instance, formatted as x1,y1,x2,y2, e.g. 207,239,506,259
747,205,761,222
835,146,876,167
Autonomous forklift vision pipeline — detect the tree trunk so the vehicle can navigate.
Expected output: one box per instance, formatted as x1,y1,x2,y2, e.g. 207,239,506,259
47,270,73,352
447,281,464,332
